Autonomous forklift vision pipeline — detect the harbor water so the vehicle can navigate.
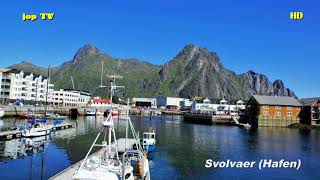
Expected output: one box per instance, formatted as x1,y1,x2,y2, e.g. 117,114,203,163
0,116,319,180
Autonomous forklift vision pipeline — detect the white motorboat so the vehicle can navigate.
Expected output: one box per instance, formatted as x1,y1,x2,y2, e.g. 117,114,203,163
85,110,96,116
21,122,53,137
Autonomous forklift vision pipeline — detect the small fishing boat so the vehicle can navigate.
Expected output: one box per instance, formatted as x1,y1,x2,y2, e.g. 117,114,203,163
142,129,156,153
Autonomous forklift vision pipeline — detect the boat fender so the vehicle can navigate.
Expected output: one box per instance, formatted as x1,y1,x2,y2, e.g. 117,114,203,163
138,160,142,177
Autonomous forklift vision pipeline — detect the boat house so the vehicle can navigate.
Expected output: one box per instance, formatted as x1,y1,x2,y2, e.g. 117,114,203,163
246,95,302,127
299,97,320,126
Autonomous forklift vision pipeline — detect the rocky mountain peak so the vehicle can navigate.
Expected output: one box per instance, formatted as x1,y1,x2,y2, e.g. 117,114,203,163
176,44,222,67
73,44,100,62
7,43,296,99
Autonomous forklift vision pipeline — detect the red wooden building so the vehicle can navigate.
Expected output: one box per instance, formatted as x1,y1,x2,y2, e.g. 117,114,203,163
300,97,320,125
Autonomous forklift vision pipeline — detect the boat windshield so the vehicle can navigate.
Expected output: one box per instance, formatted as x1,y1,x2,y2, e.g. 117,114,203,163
143,133,155,139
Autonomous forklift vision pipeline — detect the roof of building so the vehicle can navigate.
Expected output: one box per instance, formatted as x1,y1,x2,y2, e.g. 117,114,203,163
299,97,320,106
63,88,91,94
92,99,111,103
1,69,47,79
220,99,228,103
203,98,211,102
251,95,302,106
237,99,244,104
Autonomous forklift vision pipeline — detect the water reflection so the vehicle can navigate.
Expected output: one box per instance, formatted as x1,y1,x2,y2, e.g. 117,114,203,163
0,136,49,161
0,116,319,180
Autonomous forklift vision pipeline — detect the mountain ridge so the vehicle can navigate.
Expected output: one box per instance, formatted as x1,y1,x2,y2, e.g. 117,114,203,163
7,44,296,99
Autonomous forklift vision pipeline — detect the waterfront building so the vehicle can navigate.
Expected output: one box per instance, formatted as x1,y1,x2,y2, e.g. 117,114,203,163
90,97,111,107
191,98,245,114
132,97,156,108
299,97,320,126
51,89,91,107
0,69,54,104
246,95,301,127
156,96,191,109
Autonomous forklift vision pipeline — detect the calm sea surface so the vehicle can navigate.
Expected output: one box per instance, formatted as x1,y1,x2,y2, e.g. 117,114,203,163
0,116,319,180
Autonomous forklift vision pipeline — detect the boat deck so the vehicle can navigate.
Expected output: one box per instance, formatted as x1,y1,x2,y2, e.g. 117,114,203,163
49,149,105,180
50,138,139,179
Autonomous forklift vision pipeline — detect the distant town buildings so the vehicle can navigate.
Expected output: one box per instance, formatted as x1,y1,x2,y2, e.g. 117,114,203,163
51,89,91,107
246,95,302,127
156,96,192,110
132,98,156,107
90,97,111,107
0,69,91,107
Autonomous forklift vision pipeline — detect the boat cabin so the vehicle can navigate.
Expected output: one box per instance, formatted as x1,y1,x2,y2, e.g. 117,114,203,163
143,132,156,147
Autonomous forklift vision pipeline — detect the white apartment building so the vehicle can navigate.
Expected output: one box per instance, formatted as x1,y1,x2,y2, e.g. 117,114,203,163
51,89,91,107
192,98,246,114
0,69,91,107
0,69,11,100
0,69,54,103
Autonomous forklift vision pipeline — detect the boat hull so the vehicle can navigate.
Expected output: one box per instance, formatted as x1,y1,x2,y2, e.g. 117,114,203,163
22,127,53,137
143,145,156,152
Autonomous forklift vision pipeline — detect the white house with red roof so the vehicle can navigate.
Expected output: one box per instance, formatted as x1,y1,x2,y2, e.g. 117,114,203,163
90,97,111,107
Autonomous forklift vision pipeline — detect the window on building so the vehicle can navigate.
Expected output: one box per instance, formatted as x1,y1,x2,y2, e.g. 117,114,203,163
275,112,281,117
275,106,281,110
287,112,292,117
287,106,292,110
263,105,269,109
263,111,269,116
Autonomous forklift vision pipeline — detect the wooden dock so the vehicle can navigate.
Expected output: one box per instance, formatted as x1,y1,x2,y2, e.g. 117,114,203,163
0,123,75,140
0,130,21,140
183,113,236,125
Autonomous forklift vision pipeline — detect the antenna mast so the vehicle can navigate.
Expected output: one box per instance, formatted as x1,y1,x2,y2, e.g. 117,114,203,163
99,60,106,88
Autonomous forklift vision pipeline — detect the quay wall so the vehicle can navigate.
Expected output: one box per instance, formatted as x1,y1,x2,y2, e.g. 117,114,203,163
1,106,162,117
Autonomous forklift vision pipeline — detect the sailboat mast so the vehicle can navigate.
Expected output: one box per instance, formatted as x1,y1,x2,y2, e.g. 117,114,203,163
44,64,50,115
35,79,38,114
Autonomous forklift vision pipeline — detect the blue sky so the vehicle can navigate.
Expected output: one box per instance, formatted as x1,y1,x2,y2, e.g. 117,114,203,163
0,0,319,98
